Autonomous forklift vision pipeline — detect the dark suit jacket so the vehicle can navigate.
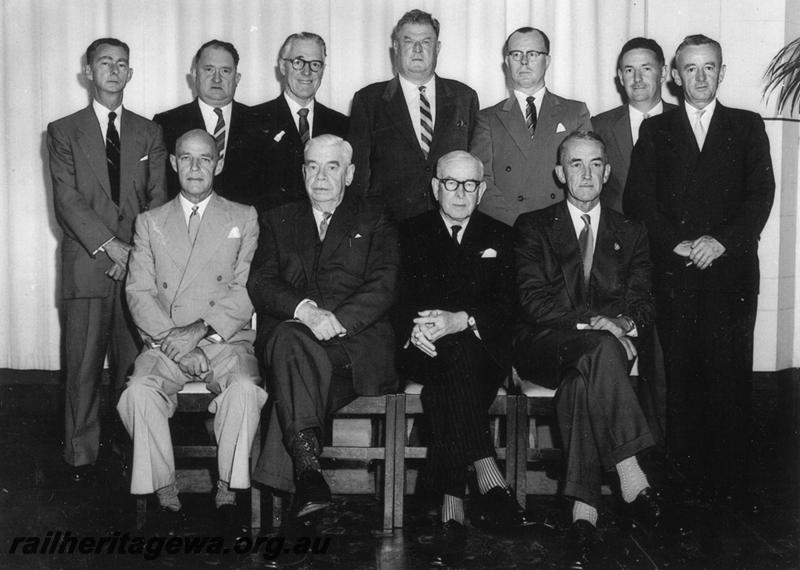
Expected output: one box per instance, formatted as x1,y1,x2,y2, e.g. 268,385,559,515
592,102,677,213
153,99,265,206
470,91,592,227
624,103,775,294
349,75,479,222
247,193,399,395
47,105,167,299
250,95,349,212
514,200,654,338
398,210,515,368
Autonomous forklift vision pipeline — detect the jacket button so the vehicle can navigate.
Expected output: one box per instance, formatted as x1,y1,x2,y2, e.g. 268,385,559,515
550,193,556,199
162,282,168,289
505,166,512,172
425,166,431,172
217,275,222,281
209,301,215,307
517,195,524,202
118,214,124,221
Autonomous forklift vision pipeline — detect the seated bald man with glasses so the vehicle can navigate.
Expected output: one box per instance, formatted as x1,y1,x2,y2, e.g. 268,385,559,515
397,150,524,566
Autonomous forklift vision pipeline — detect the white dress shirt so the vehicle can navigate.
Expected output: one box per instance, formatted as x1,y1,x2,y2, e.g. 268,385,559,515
179,192,213,226
398,74,436,147
197,98,232,151
514,86,547,123
628,100,664,145
92,99,122,142
684,98,717,148
284,93,316,137
439,213,470,244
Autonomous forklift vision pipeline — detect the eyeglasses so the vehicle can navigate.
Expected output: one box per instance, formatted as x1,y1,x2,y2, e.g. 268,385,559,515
507,49,549,62
437,178,481,193
283,57,324,73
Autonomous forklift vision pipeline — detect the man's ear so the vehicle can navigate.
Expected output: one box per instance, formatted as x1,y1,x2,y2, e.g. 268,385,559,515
603,163,611,184
475,181,487,204
555,165,566,184
345,163,355,186
671,68,682,87
169,154,178,173
214,158,224,176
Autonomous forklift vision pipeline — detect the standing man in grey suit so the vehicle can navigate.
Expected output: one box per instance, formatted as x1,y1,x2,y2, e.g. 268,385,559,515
471,27,592,227
593,38,675,213
251,32,348,213
349,9,479,222
47,37,166,483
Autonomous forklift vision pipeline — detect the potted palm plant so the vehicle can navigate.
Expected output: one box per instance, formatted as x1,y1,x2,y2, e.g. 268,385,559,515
764,37,800,114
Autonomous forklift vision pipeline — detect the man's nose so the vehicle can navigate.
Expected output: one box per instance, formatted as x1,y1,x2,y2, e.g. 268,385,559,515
581,166,592,179
697,68,707,81
412,41,423,53
633,68,643,83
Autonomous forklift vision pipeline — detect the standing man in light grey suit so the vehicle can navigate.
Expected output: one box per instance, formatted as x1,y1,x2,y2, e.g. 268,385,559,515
471,27,591,227
592,38,676,213
47,37,166,484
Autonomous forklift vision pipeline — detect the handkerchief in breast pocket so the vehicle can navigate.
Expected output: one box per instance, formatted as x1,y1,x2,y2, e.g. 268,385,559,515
556,123,567,133
227,226,241,238
480,248,497,258
139,155,149,161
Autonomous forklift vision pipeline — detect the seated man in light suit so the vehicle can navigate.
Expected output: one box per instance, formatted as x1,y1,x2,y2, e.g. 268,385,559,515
117,129,267,532
513,131,667,567
248,135,399,521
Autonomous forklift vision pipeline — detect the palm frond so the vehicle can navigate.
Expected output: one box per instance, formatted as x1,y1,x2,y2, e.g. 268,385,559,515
764,37,800,115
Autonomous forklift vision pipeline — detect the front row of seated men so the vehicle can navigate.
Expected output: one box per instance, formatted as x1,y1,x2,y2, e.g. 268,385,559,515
116,129,665,565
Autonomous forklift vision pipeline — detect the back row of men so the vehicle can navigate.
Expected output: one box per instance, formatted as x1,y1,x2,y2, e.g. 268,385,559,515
48,8,773,567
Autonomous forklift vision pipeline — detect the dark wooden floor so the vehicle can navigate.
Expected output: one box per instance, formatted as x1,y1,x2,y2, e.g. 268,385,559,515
0,376,798,569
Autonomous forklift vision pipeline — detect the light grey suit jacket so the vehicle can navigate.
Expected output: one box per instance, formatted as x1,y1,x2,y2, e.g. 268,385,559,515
470,90,591,226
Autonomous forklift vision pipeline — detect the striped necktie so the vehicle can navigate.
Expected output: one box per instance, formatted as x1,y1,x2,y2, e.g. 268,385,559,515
578,214,594,286
298,108,310,146
525,96,537,139
106,111,121,205
419,86,433,158
188,206,200,244
213,108,226,162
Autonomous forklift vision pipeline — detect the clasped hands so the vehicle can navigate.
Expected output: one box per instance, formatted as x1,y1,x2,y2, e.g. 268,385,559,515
104,238,131,281
296,303,347,341
588,315,637,361
159,320,211,380
673,235,725,270
409,309,468,358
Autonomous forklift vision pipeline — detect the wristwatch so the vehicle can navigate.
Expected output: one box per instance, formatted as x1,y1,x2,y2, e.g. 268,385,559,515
618,315,635,333
467,315,477,330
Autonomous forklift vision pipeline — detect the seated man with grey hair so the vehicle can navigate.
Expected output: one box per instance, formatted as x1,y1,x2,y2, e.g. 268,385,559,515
248,134,399,522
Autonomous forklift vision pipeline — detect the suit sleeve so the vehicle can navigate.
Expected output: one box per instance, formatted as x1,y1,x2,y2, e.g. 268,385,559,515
126,212,176,341
201,206,258,340
334,209,400,336
347,91,373,197
577,102,593,130
470,111,501,202
145,123,168,209
47,121,115,253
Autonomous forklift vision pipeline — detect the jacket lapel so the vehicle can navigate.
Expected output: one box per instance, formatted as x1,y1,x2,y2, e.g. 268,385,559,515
550,203,584,309
120,109,144,215
591,208,621,294
430,76,455,157
319,196,357,264
179,194,230,292
293,204,317,282
276,95,304,147
497,96,534,160
76,106,113,200
612,107,633,167
162,197,192,272
382,77,426,159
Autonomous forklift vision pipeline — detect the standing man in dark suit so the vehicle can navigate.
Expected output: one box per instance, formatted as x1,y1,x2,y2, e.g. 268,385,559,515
399,151,524,565
625,35,774,508
153,39,263,206
471,27,592,227
47,37,166,483
251,32,349,213
593,38,676,213
349,9,479,222
514,132,665,566
248,135,399,521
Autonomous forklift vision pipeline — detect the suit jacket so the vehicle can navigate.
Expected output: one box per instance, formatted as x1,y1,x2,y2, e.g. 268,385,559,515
153,99,266,206
592,102,677,213
250,95,349,213
514,200,654,337
126,193,258,344
624,102,775,294
348,75,479,222
247,193,400,395
471,91,592,227
398,210,514,367
48,105,167,299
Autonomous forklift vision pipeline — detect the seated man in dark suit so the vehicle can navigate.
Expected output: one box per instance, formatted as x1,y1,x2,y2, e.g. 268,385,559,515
513,131,665,565
398,151,524,564
248,135,399,521
251,32,349,212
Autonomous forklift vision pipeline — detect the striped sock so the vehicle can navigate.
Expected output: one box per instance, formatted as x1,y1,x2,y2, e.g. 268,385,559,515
215,479,236,508
473,457,506,494
156,481,181,512
442,494,465,524
572,500,598,526
616,456,650,503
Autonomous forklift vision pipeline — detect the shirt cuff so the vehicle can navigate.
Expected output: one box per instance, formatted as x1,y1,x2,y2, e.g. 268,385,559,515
293,298,318,319
92,236,116,257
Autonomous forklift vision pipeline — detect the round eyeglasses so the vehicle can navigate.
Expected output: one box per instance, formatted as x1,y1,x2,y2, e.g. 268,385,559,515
283,57,324,72
437,178,481,193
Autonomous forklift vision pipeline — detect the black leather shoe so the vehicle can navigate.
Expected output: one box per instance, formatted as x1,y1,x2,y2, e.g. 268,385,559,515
625,488,663,532
293,470,331,520
61,463,96,487
431,520,468,567
562,520,605,570
473,486,527,528
147,507,189,537
217,503,248,541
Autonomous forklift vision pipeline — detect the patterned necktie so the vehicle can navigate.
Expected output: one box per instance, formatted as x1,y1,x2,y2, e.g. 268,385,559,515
692,108,707,150
318,211,332,241
298,108,310,146
525,96,537,139
578,214,594,286
188,205,200,244
106,111,121,205
419,86,433,158
450,224,462,246
213,108,226,162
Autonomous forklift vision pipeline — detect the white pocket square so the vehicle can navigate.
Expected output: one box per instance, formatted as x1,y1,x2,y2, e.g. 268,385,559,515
139,155,149,161
481,248,497,258
354,233,363,239
227,226,241,238
273,130,285,142
556,123,567,133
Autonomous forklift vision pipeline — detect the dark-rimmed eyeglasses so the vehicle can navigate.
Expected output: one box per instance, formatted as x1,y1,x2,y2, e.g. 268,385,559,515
436,178,481,193
283,57,324,72
507,49,548,62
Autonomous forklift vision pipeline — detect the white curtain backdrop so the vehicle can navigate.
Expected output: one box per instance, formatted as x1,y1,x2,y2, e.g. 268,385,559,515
0,0,793,370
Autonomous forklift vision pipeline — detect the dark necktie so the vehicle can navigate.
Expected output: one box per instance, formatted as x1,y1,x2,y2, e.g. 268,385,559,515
451,224,462,246
318,211,332,241
213,108,226,162
419,86,433,158
525,96,537,138
578,214,594,286
298,108,310,146
106,111,120,205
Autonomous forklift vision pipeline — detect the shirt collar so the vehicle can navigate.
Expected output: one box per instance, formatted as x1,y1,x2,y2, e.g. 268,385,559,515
179,192,214,223
629,100,663,121
283,92,315,115
439,212,471,243
398,73,435,100
566,200,601,240
514,86,546,116
684,98,717,123
92,99,122,125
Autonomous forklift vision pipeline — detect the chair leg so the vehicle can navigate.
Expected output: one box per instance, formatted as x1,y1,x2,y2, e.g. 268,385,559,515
504,396,517,490
250,409,263,533
271,492,283,530
516,396,529,507
136,496,147,530
393,394,406,529
381,395,396,532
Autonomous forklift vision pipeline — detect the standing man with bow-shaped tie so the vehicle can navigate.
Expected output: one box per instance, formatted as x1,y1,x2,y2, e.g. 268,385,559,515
47,37,166,486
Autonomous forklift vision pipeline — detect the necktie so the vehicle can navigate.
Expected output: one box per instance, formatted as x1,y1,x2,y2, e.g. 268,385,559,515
298,108,310,146
318,211,332,241
633,113,650,145
419,86,433,158
106,111,120,205
450,224,462,246
188,206,200,244
578,214,593,287
692,108,707,150
525,96,537,138
213,108,226,162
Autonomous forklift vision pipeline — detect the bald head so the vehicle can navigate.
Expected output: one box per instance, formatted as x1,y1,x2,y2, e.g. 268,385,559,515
436,150,483,178
171,129,222,203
